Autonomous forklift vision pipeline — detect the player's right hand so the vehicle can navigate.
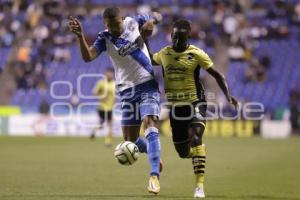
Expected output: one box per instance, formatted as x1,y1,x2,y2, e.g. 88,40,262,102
152,12,162,24
228,95,239,110
141,20,154,40
68,16,83,37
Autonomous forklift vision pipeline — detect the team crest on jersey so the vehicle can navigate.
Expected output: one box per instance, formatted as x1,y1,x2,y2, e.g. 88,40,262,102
127,20,136,31
118,36,144,56
187,53,194,60
118,42,138,56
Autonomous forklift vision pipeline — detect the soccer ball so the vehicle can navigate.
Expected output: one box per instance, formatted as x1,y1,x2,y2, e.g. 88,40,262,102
114,141,139,165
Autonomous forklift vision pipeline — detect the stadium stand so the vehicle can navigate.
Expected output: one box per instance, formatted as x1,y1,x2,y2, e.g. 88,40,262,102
0,0,299,117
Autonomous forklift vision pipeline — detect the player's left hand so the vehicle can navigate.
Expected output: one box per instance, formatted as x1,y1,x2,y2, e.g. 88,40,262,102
227,95,239,110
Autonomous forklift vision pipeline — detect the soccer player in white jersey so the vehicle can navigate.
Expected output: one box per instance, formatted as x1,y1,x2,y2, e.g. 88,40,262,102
68,7,162,194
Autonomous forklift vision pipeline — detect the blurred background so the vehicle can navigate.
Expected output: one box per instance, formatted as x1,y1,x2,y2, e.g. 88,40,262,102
0,0,299,138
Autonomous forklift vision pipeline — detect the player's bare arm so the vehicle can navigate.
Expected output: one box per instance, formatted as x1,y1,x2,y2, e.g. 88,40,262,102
144,42,159,66
140,12,162,64
140,12,162,40
68,16,98,62
207,67,239,109
143,34,160,66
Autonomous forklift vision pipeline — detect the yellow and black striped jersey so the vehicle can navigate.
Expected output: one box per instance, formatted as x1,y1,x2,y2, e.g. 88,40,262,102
153,45,213,104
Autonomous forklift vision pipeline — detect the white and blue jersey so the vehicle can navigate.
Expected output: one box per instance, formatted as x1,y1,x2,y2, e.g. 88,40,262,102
92,14,160,125
93,14,155,91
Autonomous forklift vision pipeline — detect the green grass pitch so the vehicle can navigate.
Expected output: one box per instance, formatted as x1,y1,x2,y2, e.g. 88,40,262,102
0,136,300,200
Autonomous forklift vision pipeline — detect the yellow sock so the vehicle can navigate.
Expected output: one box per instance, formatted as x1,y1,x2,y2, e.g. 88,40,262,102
192,144,206,188
104,135,112,145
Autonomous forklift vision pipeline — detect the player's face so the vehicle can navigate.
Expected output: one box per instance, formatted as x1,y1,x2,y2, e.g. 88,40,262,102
104,16,124,37
105,70,114,81
171,27,190,46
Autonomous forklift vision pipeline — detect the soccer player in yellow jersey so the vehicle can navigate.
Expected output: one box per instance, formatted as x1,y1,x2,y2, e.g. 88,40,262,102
150,19,238,198
90,68,115,146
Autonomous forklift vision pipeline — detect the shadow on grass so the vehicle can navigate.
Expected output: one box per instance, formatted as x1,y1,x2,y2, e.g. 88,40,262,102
0,194,185,199
1,194,299,200
207,194,300,200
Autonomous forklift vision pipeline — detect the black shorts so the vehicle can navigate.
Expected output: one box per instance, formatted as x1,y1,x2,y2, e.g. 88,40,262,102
169,102,206,144
98,110,113,124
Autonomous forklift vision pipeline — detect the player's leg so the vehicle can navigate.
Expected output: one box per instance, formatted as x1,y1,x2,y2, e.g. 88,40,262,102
90,109,104,139
121,98,142,142
189,125,206,198
189,104,207,198
121,113,158,165
169,105,194,159
120,98,148,152
104,111,113,146
170,103,206,198
120,94,160,162
140,89,161,194
142,115,161,194
143,115,160,176
121,105,160,194
170,122,193,158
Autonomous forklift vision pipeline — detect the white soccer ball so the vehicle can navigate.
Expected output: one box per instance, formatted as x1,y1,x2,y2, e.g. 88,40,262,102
114,141,139,165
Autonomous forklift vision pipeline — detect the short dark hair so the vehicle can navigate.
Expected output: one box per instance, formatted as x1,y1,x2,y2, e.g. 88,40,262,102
173,19,191,31
103,7,121,19
105,67,114,73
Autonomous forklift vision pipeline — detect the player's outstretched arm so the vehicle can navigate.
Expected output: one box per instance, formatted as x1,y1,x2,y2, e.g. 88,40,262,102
151,12,163,25
139,12,162,40
207,67,239,109
134,12,163,65
144,40,160,66
68,16,98,62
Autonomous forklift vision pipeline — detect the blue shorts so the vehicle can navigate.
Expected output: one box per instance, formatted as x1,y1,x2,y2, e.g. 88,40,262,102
119,79,160,126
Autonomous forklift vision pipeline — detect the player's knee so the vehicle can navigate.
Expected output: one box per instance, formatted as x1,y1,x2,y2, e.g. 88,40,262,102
143,115,159,129
174,145,191,158
191,134,202,147
177,150,190,159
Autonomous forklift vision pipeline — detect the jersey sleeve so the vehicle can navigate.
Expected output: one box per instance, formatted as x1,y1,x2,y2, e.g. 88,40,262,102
153,49,163,65
196,49,213,70
92,32,106,55
133,14,154,27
